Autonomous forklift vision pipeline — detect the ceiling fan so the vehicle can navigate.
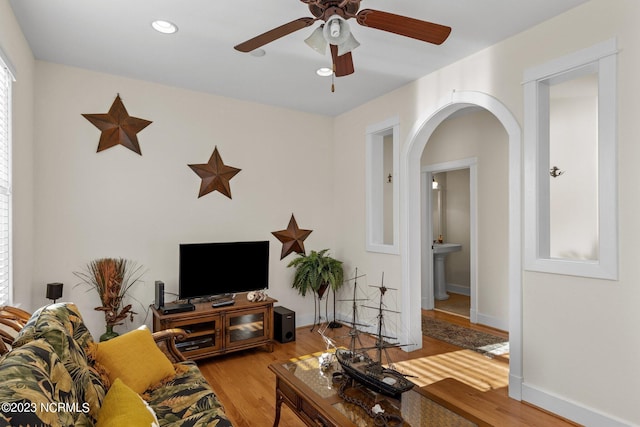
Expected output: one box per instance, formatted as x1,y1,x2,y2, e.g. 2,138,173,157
234,0,451,77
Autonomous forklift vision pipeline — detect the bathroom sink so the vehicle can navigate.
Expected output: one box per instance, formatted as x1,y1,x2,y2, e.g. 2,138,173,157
433,243,462,254
433,243,462,300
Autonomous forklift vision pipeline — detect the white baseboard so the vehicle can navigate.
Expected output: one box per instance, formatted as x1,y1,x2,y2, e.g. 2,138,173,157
296,313,330,329
445,283,470,296
509,373,523,401
522,383,633,427
475,312,508,331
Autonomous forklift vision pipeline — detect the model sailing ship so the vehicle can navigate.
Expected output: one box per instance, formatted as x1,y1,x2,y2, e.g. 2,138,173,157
335,272,416,398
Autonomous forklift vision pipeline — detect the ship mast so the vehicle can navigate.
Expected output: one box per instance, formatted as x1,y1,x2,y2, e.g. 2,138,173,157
363,273,402,366
376,274,387,364
349,269,358,351
340,268,367,353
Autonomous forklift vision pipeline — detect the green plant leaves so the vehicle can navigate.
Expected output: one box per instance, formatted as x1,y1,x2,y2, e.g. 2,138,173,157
287,249,344,297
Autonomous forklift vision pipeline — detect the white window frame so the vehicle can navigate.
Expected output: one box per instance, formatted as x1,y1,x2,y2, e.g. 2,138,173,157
0,47,14,305
365,116,399,254
523,39,618,280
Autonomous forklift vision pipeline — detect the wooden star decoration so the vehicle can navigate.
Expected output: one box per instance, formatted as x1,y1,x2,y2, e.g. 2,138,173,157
82,94,152,155
272,214,313,259
188,146,241,199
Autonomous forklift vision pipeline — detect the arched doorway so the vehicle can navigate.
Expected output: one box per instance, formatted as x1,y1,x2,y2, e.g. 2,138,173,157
400,91,523,399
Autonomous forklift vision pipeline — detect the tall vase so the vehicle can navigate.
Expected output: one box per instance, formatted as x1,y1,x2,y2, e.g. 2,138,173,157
100,325,119,342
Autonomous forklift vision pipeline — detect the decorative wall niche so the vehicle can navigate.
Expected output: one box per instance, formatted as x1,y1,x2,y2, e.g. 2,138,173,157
524,39,618,279
366,117,399,254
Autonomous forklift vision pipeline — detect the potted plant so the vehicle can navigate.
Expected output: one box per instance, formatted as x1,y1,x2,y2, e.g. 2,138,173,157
287,249,344,298
74,258,144,341
288,249,344,329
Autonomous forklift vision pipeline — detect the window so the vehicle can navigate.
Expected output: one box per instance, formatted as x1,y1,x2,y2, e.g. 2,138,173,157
366,117,399,254
524,39,618,279
0,51,14,305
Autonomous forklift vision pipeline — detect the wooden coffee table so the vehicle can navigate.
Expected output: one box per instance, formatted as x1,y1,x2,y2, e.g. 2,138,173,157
269,352,477,427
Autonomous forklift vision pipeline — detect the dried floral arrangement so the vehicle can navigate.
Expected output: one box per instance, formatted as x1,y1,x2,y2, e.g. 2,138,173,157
74,258,145,327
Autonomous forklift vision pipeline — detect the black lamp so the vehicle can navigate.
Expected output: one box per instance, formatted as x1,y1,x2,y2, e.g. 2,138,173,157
46,282,63,303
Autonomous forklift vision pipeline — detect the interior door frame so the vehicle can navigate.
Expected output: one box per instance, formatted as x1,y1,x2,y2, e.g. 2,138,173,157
400,91,522,400
421,158,478,324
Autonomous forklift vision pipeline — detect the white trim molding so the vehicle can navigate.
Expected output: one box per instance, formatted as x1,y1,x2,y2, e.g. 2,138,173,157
522,383,633,427
366,116,400,254
400,91,523,400
0,46,17,81
421,157,478,324
524,38,618,280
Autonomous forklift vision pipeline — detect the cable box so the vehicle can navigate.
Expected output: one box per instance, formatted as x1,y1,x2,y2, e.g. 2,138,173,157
176,336,214,351
161,302,195,315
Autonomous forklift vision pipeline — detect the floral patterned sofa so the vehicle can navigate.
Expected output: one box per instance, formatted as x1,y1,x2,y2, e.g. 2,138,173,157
0,303,232,427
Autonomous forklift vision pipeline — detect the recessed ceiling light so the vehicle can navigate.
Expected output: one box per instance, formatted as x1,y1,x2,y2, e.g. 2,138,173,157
316,67,333,77
151,20,178,34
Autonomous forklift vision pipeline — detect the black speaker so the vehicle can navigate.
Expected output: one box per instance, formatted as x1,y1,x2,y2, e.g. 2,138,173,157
155,281,165,309
46,282,63,302
274,306,295,343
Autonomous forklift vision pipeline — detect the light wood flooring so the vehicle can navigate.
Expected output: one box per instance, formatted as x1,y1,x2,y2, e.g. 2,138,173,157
197,310,579,426
435,293,472,318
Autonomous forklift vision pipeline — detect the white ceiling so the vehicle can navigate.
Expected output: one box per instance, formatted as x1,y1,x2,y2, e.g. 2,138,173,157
9,0,588,116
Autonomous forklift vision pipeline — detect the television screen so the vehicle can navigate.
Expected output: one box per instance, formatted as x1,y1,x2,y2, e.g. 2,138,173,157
179,241,269,301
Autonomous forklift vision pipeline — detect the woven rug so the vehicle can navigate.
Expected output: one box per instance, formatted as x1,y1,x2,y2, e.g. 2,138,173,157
422,316,509,357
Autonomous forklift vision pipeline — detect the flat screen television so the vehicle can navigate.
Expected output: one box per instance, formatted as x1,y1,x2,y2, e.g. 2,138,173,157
179,241,269,301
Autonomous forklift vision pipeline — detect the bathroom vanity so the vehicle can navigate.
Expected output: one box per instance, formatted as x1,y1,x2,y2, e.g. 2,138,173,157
433,243,462,300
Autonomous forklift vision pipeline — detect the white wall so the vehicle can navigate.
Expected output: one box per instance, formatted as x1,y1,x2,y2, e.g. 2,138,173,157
31,62,335,336
0,0,35,310
422,111,508,321
382,134,394,245
334,1,640,425
549,88,599,260
435,169,471,291
443,169,470,290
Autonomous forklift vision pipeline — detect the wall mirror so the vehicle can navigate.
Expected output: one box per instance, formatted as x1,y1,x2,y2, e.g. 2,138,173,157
524,39,618,279
432,172,445,242
366,117,399,254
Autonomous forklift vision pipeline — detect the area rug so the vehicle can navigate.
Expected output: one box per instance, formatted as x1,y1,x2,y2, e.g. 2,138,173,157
422,316,509,357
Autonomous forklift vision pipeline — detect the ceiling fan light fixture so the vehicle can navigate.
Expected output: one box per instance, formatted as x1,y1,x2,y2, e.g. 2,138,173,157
329,19,341,38
323,15,351,46
338,33,360,56
304,25,327,55
151,20,178,34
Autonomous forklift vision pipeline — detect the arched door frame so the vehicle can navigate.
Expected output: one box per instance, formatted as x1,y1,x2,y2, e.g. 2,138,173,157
400,91,523,399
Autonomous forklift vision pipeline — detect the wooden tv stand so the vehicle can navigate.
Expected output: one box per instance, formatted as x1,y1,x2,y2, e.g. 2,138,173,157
151,293,276,361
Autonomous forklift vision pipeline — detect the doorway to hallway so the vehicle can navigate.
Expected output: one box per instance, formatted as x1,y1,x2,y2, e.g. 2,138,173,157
422,158,477,324
401,91,522,400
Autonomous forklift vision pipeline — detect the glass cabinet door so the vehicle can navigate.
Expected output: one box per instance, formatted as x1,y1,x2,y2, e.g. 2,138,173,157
225,307,268,348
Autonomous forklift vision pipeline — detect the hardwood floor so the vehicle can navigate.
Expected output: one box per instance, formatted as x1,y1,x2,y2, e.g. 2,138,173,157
197,311,579,426
435,293,472,318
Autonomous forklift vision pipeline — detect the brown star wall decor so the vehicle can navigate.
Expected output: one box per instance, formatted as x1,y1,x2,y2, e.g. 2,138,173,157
82,94,152,155
188,146,241,199
272,214,313,259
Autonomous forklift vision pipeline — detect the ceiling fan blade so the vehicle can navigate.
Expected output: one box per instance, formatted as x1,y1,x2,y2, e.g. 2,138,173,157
356,9,451,45
330,45,354,77
234,17,316,52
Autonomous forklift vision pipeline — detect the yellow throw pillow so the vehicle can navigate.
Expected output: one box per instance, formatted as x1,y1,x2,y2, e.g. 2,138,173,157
95,326,175,394
97,378,159,427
